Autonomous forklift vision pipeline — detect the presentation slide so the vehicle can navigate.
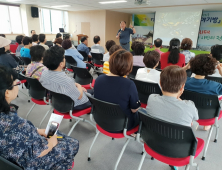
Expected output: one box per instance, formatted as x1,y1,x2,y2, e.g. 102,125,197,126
153,10,202,48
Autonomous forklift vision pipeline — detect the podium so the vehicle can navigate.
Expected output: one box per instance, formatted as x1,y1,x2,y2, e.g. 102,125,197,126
77,34,88,44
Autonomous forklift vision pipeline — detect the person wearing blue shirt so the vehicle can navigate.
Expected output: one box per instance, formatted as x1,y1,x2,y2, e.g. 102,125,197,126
20,36,32,59
185,54,222,130
62,39,92,71
116,21,136,51
77,37,92,59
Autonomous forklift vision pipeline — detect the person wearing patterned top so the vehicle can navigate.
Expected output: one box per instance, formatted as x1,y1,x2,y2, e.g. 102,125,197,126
180,38,195,63
26,45,48,80
40,45,91,110
0,65,79,170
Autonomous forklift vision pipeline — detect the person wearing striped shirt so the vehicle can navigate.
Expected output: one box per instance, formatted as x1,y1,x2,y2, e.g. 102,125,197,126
39,46,91,110
103,45,122,74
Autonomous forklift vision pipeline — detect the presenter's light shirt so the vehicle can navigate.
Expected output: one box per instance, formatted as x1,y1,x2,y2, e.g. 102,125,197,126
117,28,134,44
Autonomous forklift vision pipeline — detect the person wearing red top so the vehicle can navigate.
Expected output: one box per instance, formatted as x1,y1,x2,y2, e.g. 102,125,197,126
160,38,185,70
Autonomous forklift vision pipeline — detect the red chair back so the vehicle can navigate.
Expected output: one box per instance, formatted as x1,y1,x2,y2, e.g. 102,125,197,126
10,44,19,53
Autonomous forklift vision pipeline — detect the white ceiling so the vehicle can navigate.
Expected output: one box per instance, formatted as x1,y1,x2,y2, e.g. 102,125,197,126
1,0,222,13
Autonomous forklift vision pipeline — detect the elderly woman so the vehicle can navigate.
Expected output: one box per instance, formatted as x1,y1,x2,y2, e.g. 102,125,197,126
185,54,222,130
180,38,195,63
133,42,145,67
0,37,18,69
94,49,140,131
54,38,63,47
0,65,79,169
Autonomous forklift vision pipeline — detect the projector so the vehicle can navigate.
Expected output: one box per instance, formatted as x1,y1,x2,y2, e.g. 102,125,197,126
134,0,150,5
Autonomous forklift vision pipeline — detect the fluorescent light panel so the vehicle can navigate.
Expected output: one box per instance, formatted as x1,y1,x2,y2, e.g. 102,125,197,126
51,5,71,8
99,1,127,4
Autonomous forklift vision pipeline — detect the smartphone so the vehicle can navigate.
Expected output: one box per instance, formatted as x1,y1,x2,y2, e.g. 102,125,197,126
47,122,59,138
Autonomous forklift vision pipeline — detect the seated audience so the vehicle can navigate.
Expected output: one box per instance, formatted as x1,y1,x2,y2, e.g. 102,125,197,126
103,40,116,61
160,38,185,69
15,35,24,57
103,45,122,74
91,35,105,54
135,50,161,84
64,34,71,40
180,38,195,63
0,65,79,170
131,41,139,56
154,38,163,56
185,54,222,130
94,49,140,131
54,38,63,47
40,46,91,110
208,44,222,77
32,34,39,46
133,42,145,67
146,65,198,127
20,36,32,59
26,45,48,80
62,39,91,71
185,54,222,95
77,37,92,58
0,34,6,38
0,37,18,69
56,33,62,39
31,30,36,36
39,34,49,50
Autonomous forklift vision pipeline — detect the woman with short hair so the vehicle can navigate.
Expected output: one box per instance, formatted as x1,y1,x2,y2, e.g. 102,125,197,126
180,38,195,63
136,50,161,84
54,38,63,47
0,65,79,170
62,39,91,71
94,49,140,131
160,38,185,69
133,42,145,67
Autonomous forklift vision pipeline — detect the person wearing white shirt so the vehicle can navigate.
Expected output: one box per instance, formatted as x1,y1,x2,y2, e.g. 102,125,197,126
208,44,222,77
136,50,161,84
103,40,116,61
91,36,105,54
38,34,49,50
32,34,38,46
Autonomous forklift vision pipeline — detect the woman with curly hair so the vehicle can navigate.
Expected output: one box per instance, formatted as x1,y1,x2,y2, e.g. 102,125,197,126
185,54,222,130
180,38,195,63
160,38,185,69
133,42,145,67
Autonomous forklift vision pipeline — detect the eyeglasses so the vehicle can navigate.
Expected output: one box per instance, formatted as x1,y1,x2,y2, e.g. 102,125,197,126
11,80,21,88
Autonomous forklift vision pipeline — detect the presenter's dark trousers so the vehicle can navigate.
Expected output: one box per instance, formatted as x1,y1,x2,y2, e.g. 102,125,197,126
120,42,130,51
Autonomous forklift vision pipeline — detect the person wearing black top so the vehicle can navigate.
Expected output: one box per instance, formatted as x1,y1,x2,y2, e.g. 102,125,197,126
94,49,140,131
0,37,18,69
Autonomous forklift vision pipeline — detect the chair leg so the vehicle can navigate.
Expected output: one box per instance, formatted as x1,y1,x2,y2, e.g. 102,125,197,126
202,126,214,160
88,131,100,161
39,106,53,128
185,165,190,170
114,138,130,170
214,125,219,143
137,152,146,170
67,120,81,136
26,103,36,120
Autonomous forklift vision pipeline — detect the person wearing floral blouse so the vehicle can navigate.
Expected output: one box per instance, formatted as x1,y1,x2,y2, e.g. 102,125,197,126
0,66,79,169
26,45,48,80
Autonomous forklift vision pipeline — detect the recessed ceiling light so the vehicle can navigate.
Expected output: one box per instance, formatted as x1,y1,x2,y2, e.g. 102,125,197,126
51,5,71,8
6,0,21,2
99,1,127,4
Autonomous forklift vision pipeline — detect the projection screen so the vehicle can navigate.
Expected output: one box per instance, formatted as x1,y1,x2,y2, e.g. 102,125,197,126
153,10,202,48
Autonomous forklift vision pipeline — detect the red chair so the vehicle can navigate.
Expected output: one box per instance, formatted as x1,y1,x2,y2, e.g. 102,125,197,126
91,53,103,68
87,95,139,170
130,78,162,108
65,55,77,73
50,91,96,136
25,76,52,128
10,43,18,53
72,66,95,89
181,90,221,160
137,111,204,170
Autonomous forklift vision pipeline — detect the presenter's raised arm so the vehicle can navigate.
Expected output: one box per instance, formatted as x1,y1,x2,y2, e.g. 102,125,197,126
130,24,136,34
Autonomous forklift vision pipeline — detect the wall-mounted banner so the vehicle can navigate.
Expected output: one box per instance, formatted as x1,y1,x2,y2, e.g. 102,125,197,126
197,11,222,51
132,14,155,45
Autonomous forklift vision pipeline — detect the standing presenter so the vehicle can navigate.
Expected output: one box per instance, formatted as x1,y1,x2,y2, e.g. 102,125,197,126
116,21,136,51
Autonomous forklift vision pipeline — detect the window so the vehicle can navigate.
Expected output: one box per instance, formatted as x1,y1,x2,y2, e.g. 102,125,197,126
40,8,69,34
0,5,23,34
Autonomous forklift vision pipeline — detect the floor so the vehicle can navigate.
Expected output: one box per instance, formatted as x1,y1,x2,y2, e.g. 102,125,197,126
13,79,221,170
